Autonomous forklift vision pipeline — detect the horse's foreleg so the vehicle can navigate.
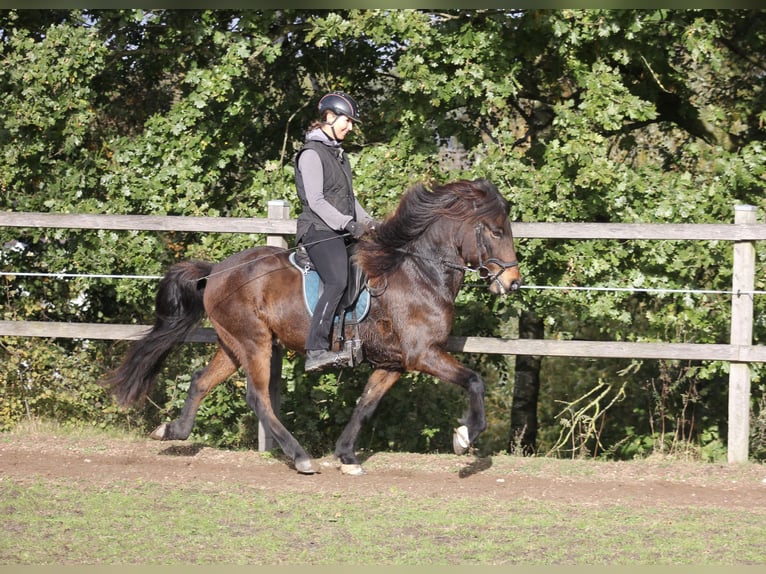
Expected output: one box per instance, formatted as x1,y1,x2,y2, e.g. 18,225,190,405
455,372,488,453
334,369,402,475
410,348,487,455
150,346,237,441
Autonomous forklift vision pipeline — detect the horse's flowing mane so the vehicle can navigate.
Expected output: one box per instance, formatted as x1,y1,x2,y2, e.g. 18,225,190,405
358,178,509,278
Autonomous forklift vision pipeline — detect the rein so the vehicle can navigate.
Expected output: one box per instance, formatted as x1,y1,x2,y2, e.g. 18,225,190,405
195,233,350,283
393,223,519,289
195,223,518,293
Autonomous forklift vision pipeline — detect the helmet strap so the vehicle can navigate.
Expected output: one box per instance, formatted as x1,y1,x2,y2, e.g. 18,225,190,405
322,113,342,141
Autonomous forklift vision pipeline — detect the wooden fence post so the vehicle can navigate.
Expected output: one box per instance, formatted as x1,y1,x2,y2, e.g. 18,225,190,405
258,200,291,451
728,204,758,463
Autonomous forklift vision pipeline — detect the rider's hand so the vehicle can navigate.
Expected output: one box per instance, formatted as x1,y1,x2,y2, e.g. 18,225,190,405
344,220,365,239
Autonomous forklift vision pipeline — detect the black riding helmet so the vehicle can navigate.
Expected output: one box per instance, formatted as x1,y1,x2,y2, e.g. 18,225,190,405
318,91,362,124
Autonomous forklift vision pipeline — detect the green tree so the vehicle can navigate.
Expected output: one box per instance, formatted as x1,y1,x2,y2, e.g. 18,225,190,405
1,9,764,460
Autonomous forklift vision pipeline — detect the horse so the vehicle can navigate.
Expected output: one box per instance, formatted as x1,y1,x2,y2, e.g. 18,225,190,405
102,178,522,475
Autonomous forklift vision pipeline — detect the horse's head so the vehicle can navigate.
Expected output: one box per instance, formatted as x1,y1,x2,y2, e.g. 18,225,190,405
469,218,522,295
361,178,522,294
456,180,522,295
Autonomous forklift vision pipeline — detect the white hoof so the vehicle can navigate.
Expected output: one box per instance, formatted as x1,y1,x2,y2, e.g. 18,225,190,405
149,423,167,441
453,425,470,454
340,463,366,476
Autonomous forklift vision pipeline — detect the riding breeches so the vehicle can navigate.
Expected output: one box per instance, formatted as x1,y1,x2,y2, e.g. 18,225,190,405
303,229,350,351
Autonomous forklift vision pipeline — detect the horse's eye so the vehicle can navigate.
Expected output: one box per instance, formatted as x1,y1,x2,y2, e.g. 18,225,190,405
490,229,502,239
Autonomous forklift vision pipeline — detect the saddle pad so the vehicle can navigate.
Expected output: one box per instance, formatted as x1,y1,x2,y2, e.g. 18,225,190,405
289,252,370,325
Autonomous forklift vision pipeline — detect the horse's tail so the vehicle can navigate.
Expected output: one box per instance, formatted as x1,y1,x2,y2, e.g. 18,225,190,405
101,260,213,407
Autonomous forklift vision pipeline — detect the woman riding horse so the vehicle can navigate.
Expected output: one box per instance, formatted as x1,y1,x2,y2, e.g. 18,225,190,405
102,178,522,475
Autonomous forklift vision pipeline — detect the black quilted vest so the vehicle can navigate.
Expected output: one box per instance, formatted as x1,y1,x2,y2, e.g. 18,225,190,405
295,139,355,242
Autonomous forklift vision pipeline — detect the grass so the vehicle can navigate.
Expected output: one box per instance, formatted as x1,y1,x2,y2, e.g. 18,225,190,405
2,477,765,565
2,421,765,565
0,417,147,443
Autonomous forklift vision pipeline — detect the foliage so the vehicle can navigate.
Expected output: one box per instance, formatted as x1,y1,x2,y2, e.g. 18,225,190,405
1,9,764,460
751,383,766,460
0,337,133,432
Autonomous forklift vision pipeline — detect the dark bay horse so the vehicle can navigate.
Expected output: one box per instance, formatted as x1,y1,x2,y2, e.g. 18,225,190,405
102,178,522,475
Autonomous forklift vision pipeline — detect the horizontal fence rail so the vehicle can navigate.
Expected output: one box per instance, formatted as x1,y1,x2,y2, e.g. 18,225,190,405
1,204,764,461
3,210,766,240
3,320,766,363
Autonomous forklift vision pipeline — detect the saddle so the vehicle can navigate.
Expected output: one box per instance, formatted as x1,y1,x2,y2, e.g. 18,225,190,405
289,243,370,324
289,243,369,367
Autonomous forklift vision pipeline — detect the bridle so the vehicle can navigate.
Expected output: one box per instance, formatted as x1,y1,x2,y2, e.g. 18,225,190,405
387,222,519,292
471,222,520,290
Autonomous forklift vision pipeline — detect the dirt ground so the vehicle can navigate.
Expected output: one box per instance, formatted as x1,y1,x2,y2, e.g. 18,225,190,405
2,429,766,511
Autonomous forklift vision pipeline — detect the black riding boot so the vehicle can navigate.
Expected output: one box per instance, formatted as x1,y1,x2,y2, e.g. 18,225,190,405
305,348,352,372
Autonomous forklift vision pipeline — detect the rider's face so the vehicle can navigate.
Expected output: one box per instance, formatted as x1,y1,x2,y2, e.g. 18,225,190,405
324,113,354,140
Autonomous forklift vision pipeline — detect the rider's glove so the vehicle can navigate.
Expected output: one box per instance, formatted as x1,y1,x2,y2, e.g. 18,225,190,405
344,220,365,239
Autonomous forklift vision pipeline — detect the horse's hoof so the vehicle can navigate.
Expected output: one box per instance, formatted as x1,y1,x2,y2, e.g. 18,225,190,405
340,463,366,476
453,425,470,455
149,423,168,441
295,459,318,475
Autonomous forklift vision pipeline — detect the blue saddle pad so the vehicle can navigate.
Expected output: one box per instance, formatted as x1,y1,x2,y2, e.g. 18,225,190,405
289,253,370,325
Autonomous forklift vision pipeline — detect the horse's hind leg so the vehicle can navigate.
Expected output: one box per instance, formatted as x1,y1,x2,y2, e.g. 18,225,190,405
241,342,316,474
250,343,283,450
150,345,238,441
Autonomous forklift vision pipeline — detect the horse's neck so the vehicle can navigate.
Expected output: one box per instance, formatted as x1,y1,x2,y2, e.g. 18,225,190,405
398,243,465,301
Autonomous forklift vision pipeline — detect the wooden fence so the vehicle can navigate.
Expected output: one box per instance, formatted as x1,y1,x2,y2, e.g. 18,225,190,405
1,201,764,462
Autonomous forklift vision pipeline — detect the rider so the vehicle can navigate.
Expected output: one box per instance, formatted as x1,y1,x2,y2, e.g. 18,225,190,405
295,91,376,372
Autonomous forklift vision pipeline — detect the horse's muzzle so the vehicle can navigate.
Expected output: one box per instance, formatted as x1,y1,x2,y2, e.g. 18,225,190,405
482,257,521,296
490,273,523,295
